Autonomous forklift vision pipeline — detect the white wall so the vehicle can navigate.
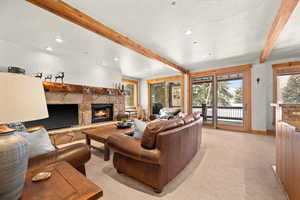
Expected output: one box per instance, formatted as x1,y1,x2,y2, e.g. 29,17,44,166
251,63,269,131
140,79,148,113
0,40,122,88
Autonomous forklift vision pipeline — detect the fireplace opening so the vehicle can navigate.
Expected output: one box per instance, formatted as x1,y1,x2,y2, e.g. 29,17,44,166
25,104,79,130
92,104,113,123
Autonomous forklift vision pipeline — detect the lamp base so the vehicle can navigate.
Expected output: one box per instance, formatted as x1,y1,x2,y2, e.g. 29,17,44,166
0,125,16,134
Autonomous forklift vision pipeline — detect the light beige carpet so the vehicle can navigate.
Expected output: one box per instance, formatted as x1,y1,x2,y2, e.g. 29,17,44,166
85,128,287,200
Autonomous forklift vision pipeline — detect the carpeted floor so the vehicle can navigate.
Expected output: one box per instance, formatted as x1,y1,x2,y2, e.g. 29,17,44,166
85,128,287,200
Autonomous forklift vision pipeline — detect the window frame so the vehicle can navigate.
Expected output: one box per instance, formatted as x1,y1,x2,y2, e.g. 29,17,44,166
272,62,300,124
122,78,139,110
168,82,181,108
147,75,185,117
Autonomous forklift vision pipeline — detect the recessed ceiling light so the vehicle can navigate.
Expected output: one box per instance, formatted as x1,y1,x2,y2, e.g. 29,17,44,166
55,36,63,43
114,57,119,61
46,46,53,52
185,29,192,36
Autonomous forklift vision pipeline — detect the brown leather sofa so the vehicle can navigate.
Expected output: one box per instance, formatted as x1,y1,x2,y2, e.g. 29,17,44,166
26,127,91,175
107,113,202,192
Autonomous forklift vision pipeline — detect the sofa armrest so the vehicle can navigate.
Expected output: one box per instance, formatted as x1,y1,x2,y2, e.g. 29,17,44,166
28,143,91,171
107,135,161,165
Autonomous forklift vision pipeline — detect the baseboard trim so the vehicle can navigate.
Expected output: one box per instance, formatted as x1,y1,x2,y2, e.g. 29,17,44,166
267,129,276,135
251,130,267,135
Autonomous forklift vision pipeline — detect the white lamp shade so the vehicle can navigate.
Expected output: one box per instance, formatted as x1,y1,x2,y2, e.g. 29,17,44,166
0,73,49,123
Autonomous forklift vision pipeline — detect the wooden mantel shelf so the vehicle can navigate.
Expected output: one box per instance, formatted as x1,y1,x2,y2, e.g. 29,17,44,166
43,82,123,96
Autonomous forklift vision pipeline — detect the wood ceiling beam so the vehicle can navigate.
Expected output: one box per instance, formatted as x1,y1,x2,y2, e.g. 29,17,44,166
26,0,188,74
260,0,299,63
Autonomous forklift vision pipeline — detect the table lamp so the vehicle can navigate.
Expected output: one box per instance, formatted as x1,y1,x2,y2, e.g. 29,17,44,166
0,72,48,199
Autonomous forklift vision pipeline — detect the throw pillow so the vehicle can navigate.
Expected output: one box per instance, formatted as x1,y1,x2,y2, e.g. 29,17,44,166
15,128,55,158
178,112,188,118
133,119,147,139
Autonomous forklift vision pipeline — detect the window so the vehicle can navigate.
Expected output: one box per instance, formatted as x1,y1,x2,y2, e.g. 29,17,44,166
148,76,184,115
277,74,300,104
272,62,300,124
169,83,181,107
122,79,139,109
273,62,300,104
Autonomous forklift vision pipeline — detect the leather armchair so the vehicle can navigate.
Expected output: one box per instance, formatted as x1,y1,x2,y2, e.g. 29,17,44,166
107,114,202,192
28,143,91,175
27,126,91,175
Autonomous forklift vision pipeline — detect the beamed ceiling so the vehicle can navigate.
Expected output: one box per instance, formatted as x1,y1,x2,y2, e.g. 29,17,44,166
0,0,300,78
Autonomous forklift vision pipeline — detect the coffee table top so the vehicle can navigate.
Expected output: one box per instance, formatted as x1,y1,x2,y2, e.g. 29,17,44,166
82,124,135,141
22,161,103,200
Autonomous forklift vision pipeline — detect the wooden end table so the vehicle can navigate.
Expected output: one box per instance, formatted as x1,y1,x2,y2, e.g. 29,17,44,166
82,125,134,161
22,161,103,200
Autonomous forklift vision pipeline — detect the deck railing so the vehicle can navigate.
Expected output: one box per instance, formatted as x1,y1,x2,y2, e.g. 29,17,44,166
192,105,243,121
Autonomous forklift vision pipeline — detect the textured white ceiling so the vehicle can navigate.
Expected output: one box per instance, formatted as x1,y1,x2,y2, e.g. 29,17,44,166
1,0,299,79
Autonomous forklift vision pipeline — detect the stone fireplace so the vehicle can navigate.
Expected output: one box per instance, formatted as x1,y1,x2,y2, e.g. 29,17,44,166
43,86,125,146
45,92,124,126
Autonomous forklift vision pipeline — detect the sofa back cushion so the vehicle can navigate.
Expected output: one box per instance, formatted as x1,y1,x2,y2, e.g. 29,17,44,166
141,118,184,149
182,114,195,124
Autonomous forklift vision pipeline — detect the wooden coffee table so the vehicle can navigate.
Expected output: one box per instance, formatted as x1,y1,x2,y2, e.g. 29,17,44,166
82,124,134,161
22,161,103,200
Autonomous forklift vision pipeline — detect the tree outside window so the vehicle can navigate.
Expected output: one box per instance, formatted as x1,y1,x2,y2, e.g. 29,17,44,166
278,74,300,104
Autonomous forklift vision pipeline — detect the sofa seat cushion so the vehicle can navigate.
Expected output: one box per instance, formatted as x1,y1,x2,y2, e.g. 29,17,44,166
107,135,161,165
28,143,91,171
141,118,184,149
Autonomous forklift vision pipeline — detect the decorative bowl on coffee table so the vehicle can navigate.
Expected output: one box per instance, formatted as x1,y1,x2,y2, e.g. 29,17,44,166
115,122,133,129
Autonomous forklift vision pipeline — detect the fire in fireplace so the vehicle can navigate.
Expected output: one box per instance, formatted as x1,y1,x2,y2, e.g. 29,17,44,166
91,104,113,123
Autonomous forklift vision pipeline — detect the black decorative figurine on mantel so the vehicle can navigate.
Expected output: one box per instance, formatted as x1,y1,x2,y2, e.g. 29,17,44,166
44,74,52,82
55,72,64,83
34,72,43,79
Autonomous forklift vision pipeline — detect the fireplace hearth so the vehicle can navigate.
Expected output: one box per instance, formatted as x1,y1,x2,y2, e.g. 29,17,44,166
91,104,113,123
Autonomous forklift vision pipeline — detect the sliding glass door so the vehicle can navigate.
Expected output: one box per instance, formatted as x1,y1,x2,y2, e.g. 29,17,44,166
192,76,214,125
190,66,251,132
216,73,244,127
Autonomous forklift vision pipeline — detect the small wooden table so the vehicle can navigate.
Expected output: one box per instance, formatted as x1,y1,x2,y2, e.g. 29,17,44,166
82,125,134,161
22,161,103,200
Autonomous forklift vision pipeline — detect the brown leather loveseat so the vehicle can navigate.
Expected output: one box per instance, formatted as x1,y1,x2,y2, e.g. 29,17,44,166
107,114,203,192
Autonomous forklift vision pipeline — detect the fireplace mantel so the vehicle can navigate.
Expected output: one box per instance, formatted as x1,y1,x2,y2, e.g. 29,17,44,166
43,82,123,96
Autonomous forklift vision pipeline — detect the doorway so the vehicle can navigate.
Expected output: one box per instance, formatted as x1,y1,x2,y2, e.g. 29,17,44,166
190,65,252,132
